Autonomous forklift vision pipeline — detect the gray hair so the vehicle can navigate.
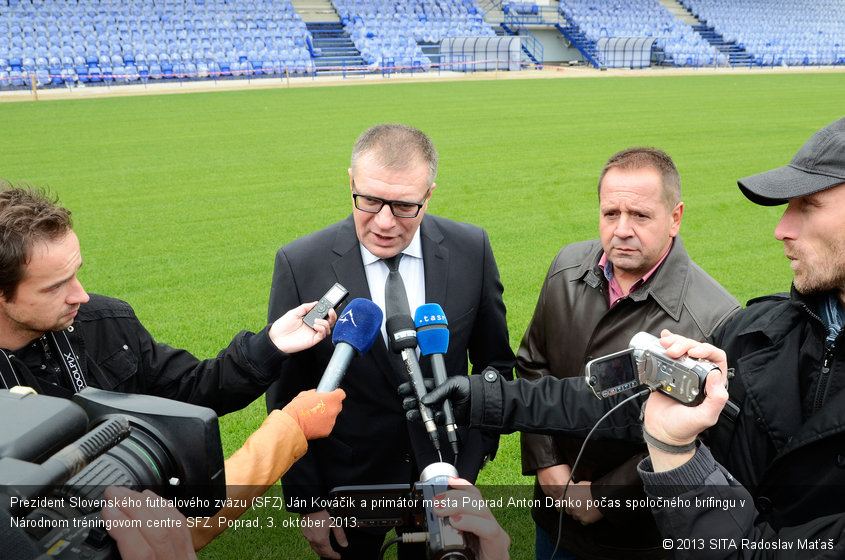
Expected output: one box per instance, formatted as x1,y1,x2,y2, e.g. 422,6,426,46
350,124,438,187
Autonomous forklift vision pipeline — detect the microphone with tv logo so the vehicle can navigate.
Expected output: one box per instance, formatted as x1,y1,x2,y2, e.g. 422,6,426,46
386,314,442,454
414,303,460,457
316,298,383,392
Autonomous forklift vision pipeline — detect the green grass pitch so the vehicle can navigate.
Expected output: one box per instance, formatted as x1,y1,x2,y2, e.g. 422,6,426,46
2,71,843,558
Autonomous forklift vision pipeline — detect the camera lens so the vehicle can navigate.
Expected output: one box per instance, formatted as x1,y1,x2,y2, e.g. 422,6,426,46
59,428,175,512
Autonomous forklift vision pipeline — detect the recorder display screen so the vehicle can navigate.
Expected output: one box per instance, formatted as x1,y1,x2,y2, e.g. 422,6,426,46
585,349,639,398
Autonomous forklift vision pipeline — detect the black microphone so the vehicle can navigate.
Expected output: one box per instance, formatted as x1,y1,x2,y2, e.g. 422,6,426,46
316,298,383,392
415,303,460,457
386,314,441,453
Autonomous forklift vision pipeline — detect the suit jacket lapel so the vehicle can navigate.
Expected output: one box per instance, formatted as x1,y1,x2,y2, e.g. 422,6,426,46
330,215,410,387
330,216,371,303
421,216,449,307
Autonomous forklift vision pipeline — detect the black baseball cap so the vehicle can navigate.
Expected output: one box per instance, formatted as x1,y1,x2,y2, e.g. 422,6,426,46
738,117,845,206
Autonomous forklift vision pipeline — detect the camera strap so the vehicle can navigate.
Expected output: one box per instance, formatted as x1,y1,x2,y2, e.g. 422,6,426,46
0,350,22,389
0,330,86,393
48,330,87,393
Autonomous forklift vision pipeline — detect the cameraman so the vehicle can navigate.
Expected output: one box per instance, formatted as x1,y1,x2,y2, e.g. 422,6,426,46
636,116,845,555
0,185,333,415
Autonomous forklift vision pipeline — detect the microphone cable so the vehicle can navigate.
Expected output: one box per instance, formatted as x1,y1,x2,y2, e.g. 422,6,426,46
549,384,659,560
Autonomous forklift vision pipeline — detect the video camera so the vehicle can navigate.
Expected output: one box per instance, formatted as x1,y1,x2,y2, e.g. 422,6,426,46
0,387,225,559
328,462,475,560
585,332,720,406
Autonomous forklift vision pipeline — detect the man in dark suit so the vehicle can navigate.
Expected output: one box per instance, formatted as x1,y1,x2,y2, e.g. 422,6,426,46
265,123,515,559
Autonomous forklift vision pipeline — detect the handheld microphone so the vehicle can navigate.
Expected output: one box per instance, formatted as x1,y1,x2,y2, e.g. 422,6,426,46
415,303,460,457
316,298,383,392
386,314,441,454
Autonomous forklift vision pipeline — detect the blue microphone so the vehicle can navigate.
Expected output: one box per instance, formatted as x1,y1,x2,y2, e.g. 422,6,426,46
415,303,460,456
316,298,383,392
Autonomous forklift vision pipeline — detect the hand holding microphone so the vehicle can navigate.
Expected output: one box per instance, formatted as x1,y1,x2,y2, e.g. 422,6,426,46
282,389,346,440
415,303,460,456
401,375,472,426
269,301,337,354
316,298,383,392
386,314,441,453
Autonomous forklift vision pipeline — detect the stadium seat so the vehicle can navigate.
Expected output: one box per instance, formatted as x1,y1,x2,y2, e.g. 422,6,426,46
10,69,24,87
49,65,63,85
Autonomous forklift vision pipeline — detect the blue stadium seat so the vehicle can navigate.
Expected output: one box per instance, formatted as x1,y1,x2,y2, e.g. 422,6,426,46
49,65,63,85
10,69,25,87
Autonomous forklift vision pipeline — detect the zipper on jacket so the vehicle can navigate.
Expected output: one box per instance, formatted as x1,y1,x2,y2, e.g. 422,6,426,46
796,299,837,414
813,347,834,413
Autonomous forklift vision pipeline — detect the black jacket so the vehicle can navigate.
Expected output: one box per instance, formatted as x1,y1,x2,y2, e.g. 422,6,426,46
639,445,845,559
704,289,845,532
5,294,284,416
264,214,515,514
468,288,845,553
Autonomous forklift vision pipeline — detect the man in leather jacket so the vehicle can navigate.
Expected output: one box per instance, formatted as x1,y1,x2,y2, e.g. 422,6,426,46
516,147,738,559
634,116,845,557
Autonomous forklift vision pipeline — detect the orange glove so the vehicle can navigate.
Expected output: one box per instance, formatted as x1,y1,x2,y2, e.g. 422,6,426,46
190,389,345,550
281,389,346,440
191,410,307,550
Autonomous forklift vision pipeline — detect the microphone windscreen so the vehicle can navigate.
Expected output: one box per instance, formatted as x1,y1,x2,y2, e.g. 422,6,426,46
385,314,417,352
415,303,449,356
332,298,383,355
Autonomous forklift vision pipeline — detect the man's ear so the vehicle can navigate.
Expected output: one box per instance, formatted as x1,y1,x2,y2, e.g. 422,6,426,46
669,202,684,237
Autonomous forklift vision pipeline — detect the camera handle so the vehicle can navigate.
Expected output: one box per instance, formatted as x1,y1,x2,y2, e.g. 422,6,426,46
5,415,131,513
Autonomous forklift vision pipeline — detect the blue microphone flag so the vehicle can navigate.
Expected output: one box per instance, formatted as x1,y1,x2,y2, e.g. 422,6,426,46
415,303,449,356
332,298,383,355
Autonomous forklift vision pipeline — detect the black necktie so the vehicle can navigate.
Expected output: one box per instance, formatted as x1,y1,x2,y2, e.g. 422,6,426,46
383,253,411,318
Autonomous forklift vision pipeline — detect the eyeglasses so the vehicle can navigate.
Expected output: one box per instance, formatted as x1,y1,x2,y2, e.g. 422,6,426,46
351,183,430,218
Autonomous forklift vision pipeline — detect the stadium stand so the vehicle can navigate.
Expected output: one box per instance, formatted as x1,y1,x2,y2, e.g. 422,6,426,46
333,0,494,70
0,0,315,86
680,0,845,66
0,0,495,85
558,0,727,67
2,0,843,88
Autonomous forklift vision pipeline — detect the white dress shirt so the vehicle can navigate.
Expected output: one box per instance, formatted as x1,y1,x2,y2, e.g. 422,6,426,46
360,228,426,345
